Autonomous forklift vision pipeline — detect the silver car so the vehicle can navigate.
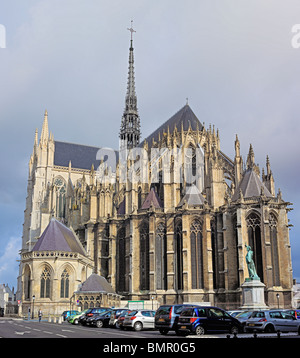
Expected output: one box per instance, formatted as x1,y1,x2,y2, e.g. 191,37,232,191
123,310,156,331
245,310,300,333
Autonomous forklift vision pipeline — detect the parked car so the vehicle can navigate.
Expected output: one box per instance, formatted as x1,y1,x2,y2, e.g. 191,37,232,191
109,308,132,328
245,310,300,333
155,304,198,335
234,311,254,331
68,309,89,325
227,310,244,317
177,306,243,336
116,310,132,329
123,310,156,331
62,310,80,321
86,309,113,328
79,307,110,325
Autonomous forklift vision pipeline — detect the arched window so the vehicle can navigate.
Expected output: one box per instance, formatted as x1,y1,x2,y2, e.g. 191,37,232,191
269,213,280,286
54,177,66,219
140,223,149,290
190,220,203,289
175,222,183,290
246,212,263,282
24,265,31,300
60,269,70,298
117,227,126,292
40,267,51,298
156,223,167,290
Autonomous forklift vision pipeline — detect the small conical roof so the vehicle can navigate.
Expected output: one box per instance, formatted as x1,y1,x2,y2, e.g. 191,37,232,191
178,184,206,207
32,218,86,256
141,188,163,209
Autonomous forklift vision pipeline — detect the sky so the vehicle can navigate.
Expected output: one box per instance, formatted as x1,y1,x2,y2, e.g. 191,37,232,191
0,0,299,289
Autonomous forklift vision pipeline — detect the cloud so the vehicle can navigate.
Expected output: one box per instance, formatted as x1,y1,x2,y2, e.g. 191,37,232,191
0,236,21,288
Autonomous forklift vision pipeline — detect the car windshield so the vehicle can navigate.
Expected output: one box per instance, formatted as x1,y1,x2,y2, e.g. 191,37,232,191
156,306,172,315
236,311,252,318
127,310,138,316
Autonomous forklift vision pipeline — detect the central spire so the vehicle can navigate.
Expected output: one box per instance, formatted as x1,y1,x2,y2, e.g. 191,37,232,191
120,20,141,150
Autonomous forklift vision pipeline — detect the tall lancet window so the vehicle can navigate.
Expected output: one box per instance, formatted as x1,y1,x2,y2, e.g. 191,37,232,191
175,222,183,290
140,222,149,291
60,269,70,298
54,177,66,219
269,214,280,286
156,223,167,290
246,212,263,282
190,220,204,289
40,267,51,298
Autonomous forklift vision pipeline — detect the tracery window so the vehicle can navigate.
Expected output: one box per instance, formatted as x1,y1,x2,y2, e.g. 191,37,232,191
269,214,280,286
140,223,149,290
60,269,70,298
190,220,204,289
246,212,263,282
54,177,66,219
40,267,51,298
156,223,167,290
175,222,183,290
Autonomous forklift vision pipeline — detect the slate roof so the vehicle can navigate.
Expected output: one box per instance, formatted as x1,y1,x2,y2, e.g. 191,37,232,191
142,104,203,145
178,184,206,207
32,218,86,256
77,273,115,294
54,141,119,170
141,188,163,209
231,168,273,202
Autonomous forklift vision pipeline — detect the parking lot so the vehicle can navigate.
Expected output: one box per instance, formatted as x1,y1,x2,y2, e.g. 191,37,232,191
0,317,299,339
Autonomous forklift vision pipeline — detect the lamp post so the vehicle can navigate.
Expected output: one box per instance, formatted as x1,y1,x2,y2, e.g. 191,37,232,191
32,295,35,319
276,293,280,309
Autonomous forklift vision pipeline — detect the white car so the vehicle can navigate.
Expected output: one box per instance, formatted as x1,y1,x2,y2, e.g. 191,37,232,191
123,310,156,331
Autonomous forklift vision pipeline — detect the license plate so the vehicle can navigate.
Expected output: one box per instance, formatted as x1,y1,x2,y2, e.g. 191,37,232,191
159,318,164,322
249,323,255,326
181,326,186,329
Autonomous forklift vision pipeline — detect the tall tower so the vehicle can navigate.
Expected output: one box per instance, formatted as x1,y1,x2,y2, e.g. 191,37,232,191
120,21,141,150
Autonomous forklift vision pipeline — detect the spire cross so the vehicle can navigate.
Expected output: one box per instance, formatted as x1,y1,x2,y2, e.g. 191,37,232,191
127,20,136,41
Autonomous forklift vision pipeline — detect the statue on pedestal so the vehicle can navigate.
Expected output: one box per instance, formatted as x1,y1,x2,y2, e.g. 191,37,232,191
245,245,260,281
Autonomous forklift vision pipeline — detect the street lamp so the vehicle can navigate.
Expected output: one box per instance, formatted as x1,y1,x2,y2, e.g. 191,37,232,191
32,295,35,319
276,293,280,309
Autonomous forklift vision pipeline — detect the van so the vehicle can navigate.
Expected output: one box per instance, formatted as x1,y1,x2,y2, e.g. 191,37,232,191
155,304,198,335
177,306,242,336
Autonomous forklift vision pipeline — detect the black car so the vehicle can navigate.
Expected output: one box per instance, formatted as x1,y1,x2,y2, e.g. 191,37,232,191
79,307,110,325
177,306,243,336
155,304,198,335
87,309,113,328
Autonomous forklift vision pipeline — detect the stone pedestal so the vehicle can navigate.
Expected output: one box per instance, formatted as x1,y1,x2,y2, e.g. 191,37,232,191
240,279,268,310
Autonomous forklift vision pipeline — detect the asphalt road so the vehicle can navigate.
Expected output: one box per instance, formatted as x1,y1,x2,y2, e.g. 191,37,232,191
0,317,299,339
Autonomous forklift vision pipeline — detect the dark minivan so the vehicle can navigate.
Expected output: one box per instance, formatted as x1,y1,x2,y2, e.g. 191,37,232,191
177,306,243,336
155,304,198,335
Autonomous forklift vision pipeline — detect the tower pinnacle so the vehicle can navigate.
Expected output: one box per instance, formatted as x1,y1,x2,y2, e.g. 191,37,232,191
120,21,141,150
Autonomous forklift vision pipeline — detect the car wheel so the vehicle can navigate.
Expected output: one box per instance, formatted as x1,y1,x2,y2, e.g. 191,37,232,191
74,319,78,325
195,325,205,335
134,321,143,331
264,324,275,333
96,320,104,328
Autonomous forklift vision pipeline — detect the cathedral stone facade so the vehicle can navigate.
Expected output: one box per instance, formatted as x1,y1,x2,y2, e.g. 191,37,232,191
17,30,294,315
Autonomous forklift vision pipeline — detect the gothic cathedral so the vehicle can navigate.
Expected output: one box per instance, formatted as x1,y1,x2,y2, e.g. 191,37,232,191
17,28,294,315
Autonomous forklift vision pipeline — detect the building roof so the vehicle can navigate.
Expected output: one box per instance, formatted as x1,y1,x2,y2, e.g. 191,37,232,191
141,188,163,209
77,273,115,294
32,218,86,256
178,184,206,207
54,141,119,171
232,168,273,201
142,104,203,145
